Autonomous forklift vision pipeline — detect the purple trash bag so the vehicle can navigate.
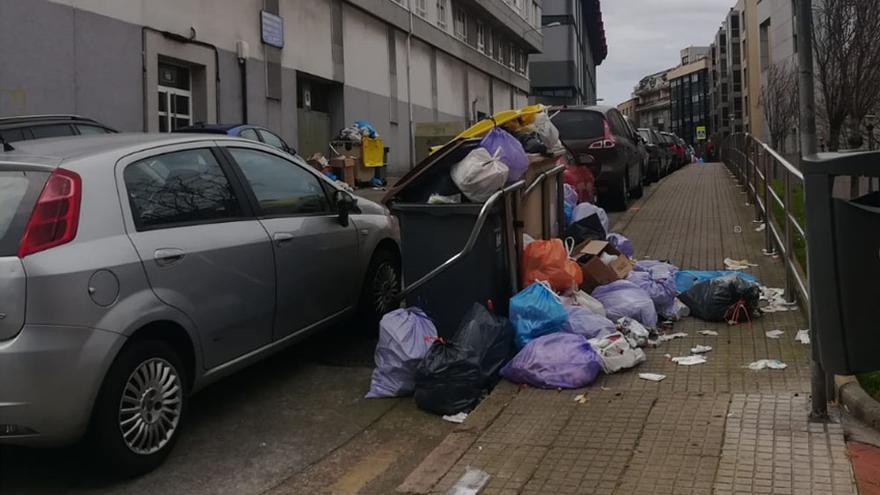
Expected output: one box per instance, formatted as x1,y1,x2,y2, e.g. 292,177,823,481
634,260,680,280
563,306,616,340
564,184,578,207
501,333,603,389
366,307,437,398
591,280,658,328
480,127,528,183
606,233,634,258
626,270,678,316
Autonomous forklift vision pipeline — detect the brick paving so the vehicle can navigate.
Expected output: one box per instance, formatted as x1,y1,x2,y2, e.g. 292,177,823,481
400,163,858,495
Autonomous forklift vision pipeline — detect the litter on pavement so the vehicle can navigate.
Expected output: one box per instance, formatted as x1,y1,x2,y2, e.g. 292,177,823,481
755,223,766,232
442,412,469,424
655,332,688,343
795,329,811,345
447,467,490,495
639,373,667,382
747,359,788,370
723,258,758,270
759,286,798,313
691,345,713,354
671,355,708,366
698,330,720,336
765,330,785,339
573,393,589,404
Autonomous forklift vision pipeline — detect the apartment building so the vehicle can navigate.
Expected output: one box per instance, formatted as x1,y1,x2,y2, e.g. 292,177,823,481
0,0,542,174
633,70,672,131
617,97,637,122
669,55,711,145
529,0,607,105
709,22,731,139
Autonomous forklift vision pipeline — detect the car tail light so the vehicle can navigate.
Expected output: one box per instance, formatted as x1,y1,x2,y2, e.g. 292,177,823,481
18,168,82,258
588,120,616,149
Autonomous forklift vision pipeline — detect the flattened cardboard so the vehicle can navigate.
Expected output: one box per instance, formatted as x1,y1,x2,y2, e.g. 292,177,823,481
574,240,633,292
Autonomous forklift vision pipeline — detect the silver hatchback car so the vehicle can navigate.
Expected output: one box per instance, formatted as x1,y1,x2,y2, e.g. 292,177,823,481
0,134,401,475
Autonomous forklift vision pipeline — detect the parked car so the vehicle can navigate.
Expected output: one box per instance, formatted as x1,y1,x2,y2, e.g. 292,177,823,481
637,127,668,182
0,133,401,475
551,106,643,211
0,115,116,143
660,132,684,170
623,116,649,190
175,123,296,155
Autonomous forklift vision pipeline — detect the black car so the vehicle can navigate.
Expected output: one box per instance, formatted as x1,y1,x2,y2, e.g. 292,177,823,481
638,127,669,181
175,123,296,155
0,115,115,144
551,106,643,211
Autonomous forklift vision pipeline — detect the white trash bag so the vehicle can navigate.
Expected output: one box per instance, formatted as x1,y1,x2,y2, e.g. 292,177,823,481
450,147,509,203
589,332,646,374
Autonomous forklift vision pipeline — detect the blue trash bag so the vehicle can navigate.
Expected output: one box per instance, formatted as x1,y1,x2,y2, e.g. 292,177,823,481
501,333,603,389
626,271,677,316
606,233,634,258
563,306,616,340
564,202,574,226
509,282,568,349
674,270,759,294
353,119,377,138
572,202,610,233
564,184,578,207
592,280,658,328
366,307,438,398
481,127,528,183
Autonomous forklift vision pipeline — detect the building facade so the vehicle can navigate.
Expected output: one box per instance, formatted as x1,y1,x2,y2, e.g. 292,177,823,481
632,69,672,131
710,23,731,139
529,0,607,105
669,57,711,145
0,0,542,174
617,97,637,122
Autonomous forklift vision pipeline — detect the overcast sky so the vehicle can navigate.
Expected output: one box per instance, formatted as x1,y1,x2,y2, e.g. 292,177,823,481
596,0,734,107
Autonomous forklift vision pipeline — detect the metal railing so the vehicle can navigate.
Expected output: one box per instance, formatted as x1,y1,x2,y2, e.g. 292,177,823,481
722,133,809,308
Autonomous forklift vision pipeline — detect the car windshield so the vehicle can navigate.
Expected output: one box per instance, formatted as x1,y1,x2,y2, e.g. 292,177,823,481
552,110,605,140
638,129,652,142
0,170,50,256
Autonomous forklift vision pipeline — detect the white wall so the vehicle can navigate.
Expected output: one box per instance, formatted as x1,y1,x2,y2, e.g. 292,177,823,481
283,0,334,79
467,67,491,118
492,78,512,112
343,3,389,96
436,50,465,117
409,38,433,109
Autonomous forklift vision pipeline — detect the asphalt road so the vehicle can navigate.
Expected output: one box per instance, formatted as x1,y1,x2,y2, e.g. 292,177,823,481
0,321,454,495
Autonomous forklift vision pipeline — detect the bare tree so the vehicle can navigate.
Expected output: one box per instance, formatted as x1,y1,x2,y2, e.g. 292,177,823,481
812,0,880,150
760,61,799,153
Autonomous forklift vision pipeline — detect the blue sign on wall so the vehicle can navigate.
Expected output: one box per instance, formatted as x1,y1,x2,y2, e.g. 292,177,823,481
261,10,284,49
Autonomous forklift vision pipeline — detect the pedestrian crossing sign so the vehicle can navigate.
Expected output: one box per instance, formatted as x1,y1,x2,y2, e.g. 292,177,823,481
696,126,707,141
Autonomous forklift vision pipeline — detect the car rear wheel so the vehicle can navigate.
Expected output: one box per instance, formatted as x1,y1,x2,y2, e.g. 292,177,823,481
604,173,628,212
631,164,645,199
91,339,187,478
358,248,401,331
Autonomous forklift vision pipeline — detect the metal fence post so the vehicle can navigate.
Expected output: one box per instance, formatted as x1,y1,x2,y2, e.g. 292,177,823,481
763,148,775,255
783,171,796,303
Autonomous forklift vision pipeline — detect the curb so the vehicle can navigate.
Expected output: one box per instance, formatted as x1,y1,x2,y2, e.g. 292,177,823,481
395,381,520,494
838,376,880,432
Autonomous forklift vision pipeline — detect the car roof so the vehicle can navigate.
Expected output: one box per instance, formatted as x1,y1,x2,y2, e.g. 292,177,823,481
0,114,105,126
0,133,257,168
175,123,245,134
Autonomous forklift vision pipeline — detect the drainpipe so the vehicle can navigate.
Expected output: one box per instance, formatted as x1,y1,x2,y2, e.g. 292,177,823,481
239,58,248,124
406,0,415,168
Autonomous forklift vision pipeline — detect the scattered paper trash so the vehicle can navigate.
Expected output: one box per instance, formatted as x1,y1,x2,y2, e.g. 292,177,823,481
698,330,719,336
639,373,667,382
442,412,469,424
573,393,589,404
723,257,758,270
671,355,707,366
755,223,766,232
748,359,788,370
795,329,811,345
691,345,713,354
656,332,688,343
765,330,785,339
760,287,798,313
447,467,490,495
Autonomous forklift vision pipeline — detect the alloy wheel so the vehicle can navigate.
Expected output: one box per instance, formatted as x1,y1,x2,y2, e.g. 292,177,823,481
372,262,400,316
118,358,183,455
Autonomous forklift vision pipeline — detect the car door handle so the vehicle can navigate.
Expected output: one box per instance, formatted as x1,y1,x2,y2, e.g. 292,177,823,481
273,232,295,246
154,248,185,266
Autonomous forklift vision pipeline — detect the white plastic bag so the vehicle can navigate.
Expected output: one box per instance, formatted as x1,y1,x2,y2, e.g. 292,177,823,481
562,290,607,317
589,332,646,374
534,112,561,149
450,147,509,202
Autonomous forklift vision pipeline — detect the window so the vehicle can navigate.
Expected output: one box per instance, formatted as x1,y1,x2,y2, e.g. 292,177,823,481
76,125,111,135
532,2,540,27
30,124,74,139
229,148,330,216
453,6,466,40
158,62,192,132
486,28,494,58
476,21,485,52
0,128,25,143
760,20,771,71
552,110,605,140
239,128,260,142
415,0,427,18
508,42,516,69
493,33,503,62
258,129,288,151
437,0,448,29
124,149,242,230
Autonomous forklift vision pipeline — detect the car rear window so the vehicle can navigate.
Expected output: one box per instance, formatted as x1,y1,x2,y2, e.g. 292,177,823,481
638,129,652,142
552,111,605,140
29,124,75,139
0,170,50,256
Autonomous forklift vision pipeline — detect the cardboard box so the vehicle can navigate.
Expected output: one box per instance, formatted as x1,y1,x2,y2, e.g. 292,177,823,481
574,240,633,292
329,157,356,187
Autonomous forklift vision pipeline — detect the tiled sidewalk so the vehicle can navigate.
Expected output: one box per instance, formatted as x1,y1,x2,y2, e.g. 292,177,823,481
399,163,857,495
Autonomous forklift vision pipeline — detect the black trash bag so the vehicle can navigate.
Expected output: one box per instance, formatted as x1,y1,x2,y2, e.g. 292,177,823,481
414,303,514,415
566,213,607,248
517,132,548,155
679,274,761,322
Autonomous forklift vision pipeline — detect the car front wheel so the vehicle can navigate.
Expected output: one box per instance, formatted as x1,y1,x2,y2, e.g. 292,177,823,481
92,339,187,478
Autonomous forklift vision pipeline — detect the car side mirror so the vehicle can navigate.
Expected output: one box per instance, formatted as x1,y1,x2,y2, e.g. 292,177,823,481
335,190,356,227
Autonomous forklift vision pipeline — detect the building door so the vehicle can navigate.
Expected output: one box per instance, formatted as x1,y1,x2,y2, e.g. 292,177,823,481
158,63,194,132
296,76,338,158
